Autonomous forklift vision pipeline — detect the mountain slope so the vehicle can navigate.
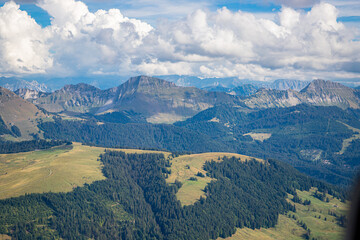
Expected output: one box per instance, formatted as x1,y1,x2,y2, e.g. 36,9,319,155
24,76,243,123
30,83,114,113
243,79,360,109
300,79,360,109
0,87,47,139
243,88,304,108
229,84,258,97
270,79,310,91
15,88,49,100
100,76,241,120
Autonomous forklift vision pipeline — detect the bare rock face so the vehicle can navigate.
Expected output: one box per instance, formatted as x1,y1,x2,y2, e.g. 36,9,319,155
243,88,304,109
101,75,241,117
300,79,360,109
243,79,360,109
25,83,114,113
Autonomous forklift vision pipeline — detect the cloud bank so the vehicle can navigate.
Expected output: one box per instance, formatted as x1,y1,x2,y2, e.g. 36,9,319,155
0,0,360,81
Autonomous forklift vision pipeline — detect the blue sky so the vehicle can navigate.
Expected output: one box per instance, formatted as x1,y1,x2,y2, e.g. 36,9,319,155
5,0,359,27
0,0,360,84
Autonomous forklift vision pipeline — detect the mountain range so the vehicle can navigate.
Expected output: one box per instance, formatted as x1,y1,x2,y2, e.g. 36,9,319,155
156,75,311,91
17,76,243,123
0,77,49,92
14,77,360,124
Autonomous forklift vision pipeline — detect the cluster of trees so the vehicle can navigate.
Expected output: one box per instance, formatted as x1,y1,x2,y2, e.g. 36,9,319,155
0,151,345,239
0,139,71,154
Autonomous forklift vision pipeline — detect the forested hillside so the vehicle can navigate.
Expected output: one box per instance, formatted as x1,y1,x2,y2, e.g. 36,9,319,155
0,151,345,239
37,104,360,185
38,118,230,153
177,104,360,185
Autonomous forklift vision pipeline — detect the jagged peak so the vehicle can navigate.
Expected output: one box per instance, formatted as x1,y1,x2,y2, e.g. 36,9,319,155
300,79,350,93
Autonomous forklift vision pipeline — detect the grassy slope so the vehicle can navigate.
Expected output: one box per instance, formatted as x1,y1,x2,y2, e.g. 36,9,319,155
0,142,170,199
0,87,48,139
167,152,263,206
220,188,348,240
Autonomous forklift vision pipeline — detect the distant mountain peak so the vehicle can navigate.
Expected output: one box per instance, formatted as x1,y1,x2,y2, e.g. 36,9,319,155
301,79,350,93
0,76,49,92
126,75,177,89
271,79,310,91
61,83,101,92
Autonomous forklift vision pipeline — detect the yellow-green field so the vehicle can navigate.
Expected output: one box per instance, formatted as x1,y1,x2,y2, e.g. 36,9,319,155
220,188,348,240
243,132,272,142
167,152,263,205
146,112,189,124
0,143,106,199
0,142,170,199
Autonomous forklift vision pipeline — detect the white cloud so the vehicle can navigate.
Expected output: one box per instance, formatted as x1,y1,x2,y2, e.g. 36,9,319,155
148,3,360,79
0,1,52,74
36,0,153,75
0,0,359,82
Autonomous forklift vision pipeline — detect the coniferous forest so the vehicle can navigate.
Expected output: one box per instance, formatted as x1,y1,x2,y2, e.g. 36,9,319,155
0,151,345,239
0,139,71,154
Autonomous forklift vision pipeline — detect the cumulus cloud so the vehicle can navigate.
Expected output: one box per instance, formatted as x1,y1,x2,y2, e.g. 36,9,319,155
148,3,360,79
0,1,52,74
0,0,359,81
36,0,153,75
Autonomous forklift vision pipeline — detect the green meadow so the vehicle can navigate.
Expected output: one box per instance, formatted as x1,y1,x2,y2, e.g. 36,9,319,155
0,142,170,199
167,152,263,205
220,188,347,240
0,143,107,199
